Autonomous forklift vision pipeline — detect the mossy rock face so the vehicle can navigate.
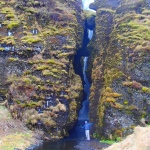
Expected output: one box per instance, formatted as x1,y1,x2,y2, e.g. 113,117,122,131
0,0,84,138
88,0,150,140
90,0,121,10
83,10,96,30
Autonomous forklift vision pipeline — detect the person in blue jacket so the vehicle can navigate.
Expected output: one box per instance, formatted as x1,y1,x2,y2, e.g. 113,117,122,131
82,121,93,140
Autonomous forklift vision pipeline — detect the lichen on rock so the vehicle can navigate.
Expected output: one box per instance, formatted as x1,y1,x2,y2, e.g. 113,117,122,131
88,0,150,140
0,0,84,138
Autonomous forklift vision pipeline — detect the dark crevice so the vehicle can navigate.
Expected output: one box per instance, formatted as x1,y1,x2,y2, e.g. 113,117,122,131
69,21,94,139
73,23,90,84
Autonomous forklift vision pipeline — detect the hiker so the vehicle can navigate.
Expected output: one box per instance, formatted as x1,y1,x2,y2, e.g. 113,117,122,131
82,121,93,140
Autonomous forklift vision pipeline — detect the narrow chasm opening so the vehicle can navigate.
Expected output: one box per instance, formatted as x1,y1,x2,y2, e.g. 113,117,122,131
73,23,89,84
69,21,94,139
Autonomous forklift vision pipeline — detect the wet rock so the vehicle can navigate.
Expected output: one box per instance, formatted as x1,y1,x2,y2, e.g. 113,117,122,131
43,136,50,141
75,139,109,150
86,15,95,30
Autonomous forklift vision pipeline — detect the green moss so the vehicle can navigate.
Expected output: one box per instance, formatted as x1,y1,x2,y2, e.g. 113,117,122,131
43,30,55,36
25,7,37,13
42,118,56,127
114,103,124,109
57,53,70,58
46,59,57,64
34,1,40,6
62,45,74,50
0,47,5,51
0,1,5,6
142,9,150,15
61,70,68,74
46,59,63,66
117,14,150,50
123,81,142,89
83,10,96,20
101,140,116,145
22,77,32,84
1,36,15,45
0,88,8,95
98,8,115,14
16,100,21,104
36,65,49,71
127,105,138,110
1,7,15,14
42,70,51,76
3,20,20,30
135,44,150,51
42,70,60,78
23,31,32,36
142,87,150,93
123,81,133,86
106,97,116,103
25,101,40,108
106,92,122,98
21,36,42,44
124,100,128,105
69,100,77,111
8,58,19,62
6,13,15,19
51,68,59,73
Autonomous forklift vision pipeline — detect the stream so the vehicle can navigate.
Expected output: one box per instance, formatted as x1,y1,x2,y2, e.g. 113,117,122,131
34,0,110,150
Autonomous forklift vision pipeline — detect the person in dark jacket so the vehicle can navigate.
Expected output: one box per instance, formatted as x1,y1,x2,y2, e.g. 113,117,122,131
82,121,93,140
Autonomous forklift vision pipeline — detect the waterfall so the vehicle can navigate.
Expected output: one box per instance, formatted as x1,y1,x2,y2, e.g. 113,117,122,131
69,0,95,139
78,57,90,120
83,0,95,42
88,30,93,40
77,0,95,121
83,57,90,96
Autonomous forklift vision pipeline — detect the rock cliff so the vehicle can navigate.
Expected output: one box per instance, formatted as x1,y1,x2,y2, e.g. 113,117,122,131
0,0,84,138
88,0,150,140
1,0,150,141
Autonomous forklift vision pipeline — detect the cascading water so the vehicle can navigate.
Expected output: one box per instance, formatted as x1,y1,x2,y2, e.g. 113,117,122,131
77,0,94,121
69,0,95,139
78,57,90,120
35,1,95,150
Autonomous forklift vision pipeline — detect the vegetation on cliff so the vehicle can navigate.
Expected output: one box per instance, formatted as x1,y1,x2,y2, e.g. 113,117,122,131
0,0,84,138
88,0,150,140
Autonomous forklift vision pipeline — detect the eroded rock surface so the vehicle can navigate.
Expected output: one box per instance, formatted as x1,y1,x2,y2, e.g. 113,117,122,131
0,0,84,138
88,0,150,139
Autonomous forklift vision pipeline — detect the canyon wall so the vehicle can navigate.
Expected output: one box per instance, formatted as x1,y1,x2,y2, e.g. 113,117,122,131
0,0,84,138
89,0,150,139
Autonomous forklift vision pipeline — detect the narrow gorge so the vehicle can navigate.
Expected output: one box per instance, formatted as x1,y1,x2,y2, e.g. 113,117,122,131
0,0,150,150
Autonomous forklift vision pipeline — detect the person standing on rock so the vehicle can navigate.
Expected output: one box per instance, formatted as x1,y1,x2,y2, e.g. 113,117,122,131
82,121,93,140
